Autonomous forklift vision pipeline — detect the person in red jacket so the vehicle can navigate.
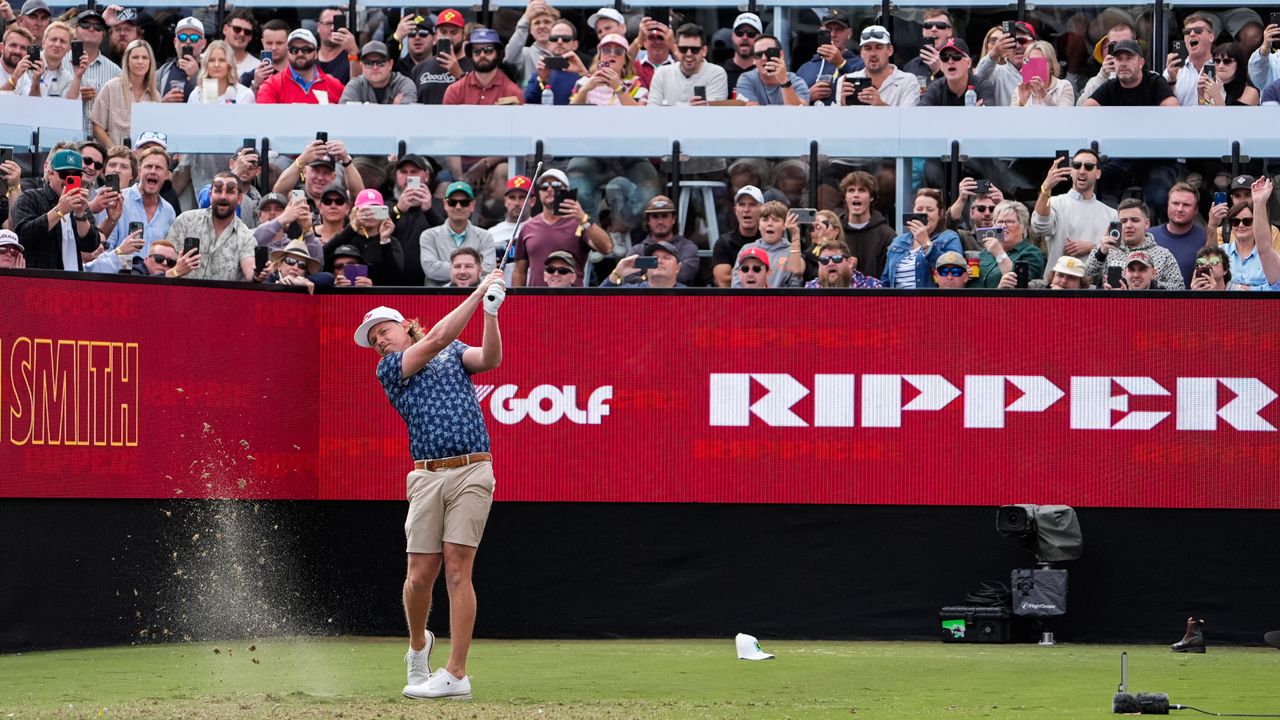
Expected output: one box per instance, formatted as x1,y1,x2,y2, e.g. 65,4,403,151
256,29,345,104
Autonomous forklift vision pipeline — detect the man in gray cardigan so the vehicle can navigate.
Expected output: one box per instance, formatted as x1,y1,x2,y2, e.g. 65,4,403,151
419,181,496,286
340,41,417,104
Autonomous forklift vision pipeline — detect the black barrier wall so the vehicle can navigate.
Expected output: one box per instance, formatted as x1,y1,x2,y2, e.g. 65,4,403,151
3,501,1278,652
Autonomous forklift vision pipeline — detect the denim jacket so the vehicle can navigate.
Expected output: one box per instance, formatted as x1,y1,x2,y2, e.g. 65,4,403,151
881,229,963,288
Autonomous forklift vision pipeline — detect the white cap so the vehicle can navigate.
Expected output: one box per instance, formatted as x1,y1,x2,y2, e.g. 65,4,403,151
734,185,764,203
732,12,763,34
0,229,23,251
355,306,405,348
538,168,570,187
859,24,892,47
735,633,774,660
587,7,624,29
288,28,318,47
135,130,168,149
174,16,204,35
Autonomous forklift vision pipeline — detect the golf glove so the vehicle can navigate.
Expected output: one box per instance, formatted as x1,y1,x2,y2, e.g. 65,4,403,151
483,280,506,317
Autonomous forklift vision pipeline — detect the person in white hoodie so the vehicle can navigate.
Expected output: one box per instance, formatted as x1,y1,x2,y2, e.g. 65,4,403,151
834,25,918,106
974,20,1034,106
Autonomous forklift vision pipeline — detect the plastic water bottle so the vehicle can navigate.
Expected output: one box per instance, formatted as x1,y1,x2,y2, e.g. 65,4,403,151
964,85,977,106
541,87,554,105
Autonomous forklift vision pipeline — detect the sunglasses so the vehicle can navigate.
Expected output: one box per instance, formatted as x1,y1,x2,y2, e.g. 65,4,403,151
149,253,177,268
738,264,766,274
1071,161,1097,171
861,28,890,42
363,59,389,67
281,256,310,268
1229,216,1253,227
972,204,994,213
320,195,347,205
80,22,105,31
923,21,952,30
288,45,315,55
0,246,24,256
939,52,965,62
1183,26,1209,35
1213,56,1235,64
227,24,254,36
1196,255,1223,266
752,51,779,59
675,45,702,54
734,28,759,38
1015,36,1032,45
818,255,847,265
936,266,966,277
539,181,565,190
57,170,82,179
411,29,433,38
548,34,574,43
545,266,575,275
82,158,103,169
599,45,627,56
446,198,472,207
471,45,498,55
177,33,203,43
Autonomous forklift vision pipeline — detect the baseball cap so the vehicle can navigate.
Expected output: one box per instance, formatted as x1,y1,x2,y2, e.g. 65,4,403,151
732,12,763,34
735,185,764,203
332,244,365,261
539,168,570,186
470,28,500,45
114,7,140,26
76,7,103,23
506,175,532,194
175,16,204,35
645,240,679,257
259,192,288,209
1012,21,1036,38
1052,255,1086,278
735,633,774,661
354,188,384,208
19,0,49,16
435,8,464,28
1126,251,1154,268
0,229,23,252
820,9,851,28
860,24,891,47
588,7,624,29
737,246,771,267
355,306,405,348
644,195,676,214
934,251,968,269
546,250,576,267
1230,174,1256,192
396,153,428,171
1111,38,1141,56
308,155,336,170
51,149,83,172
287,28,318,47
360,41,389,60
598,33,629,51
135,130,167,149
939,38,970,57
445,180,474,199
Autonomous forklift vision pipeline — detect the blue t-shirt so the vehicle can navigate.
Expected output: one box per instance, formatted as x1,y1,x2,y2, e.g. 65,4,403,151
376,340,490,461
1150,223,1208,286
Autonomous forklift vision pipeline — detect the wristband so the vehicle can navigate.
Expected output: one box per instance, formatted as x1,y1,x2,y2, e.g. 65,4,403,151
1039,185,1052,195
995,253,1010,264
347,53,359,63
781,79,793,88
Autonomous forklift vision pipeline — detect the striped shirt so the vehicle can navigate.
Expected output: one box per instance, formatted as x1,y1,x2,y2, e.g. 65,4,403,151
80,54,123,136
894,249,920,289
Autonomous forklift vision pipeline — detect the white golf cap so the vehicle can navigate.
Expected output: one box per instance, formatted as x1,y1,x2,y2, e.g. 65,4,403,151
539,168,570,186
735,633,774,660
732,12,763,34
0,229,23,251
288,28,318,47
734,185,764,203
587,7,624,29
174,16,204,35
355,306,405,348
860,24,892,47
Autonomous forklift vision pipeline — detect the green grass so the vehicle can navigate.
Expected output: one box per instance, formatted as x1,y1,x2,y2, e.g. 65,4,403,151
2,638,1279,719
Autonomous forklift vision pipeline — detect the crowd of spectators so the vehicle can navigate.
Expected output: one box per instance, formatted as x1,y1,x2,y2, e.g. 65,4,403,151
1,2,1278,291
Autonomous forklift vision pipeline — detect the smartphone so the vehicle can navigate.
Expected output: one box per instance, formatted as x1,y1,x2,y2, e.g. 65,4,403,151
693,85,707,101
1106,41,1117,57
1014,261,1030,289
1106,265,1124,288
181,44,194,58
634,255,659,270
1020,56,1048,85
71,41,84,66
1271,11,1280,27
369,205,389,221
977,226,1004,243
1203,62,1216,81
290,189,306,203
553,187,578,213
817,29,831,47
128,221,144,235
1213,191,1228,205
254,245,270,273
1193,265,1210,280
902,212,928,227
544,56,569,71
1107,220,1121,238
168,80,185,94
648,7,672,25
1001,20,1016,36
846,77,871,105
243,137,256,150
764,46,781,62
183,237,201,256
0,146,12,165
63,175,82,193
261,49,272,64
27,45,41,63
104,173,120,192
792,207,818,224
331,13,346,32
406,176,421,189
315,131,328,143
974,179,992,195
343,264,369,283
436,38,453,57
1172,40,1187,61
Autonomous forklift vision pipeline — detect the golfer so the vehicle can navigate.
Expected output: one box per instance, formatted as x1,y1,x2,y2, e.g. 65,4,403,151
354,269,507,700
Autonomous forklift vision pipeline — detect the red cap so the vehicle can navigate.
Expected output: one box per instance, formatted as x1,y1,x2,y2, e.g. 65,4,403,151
436,8,464,27
1014,21,1036,38
736,246,771,267
506,175,532,193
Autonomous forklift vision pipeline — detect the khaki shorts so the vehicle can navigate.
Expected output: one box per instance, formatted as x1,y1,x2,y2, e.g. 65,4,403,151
405,461,495,554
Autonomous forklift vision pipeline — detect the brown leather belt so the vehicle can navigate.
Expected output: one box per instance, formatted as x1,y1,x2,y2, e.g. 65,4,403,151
414,452,492,472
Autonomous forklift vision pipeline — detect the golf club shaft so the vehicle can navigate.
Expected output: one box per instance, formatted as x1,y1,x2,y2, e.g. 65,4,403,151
488,162,544,302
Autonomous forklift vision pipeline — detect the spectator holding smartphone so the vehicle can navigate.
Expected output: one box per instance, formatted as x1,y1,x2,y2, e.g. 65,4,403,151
254,191,322,259
1075,23,1137,105
410,9,466,104
1248,15,1280,90
332,244,373,286
324,188,404,285
419,181,495,287
836,25,918,106
256,29,345,104
505,0,559,87
571,33,645,105
1083,198,1184,289
646,24,727,105
388,15,434,77
920,39,996,106
903,10,955,82
736,34,808,106
242,19,288,94
1202,42,1258,106
604,242,684,288
732,201,804,288
512,169,612,286
164,171,257,281
156,16,206,102
796,11,863,105
315,8,359,85
11,148,102,270
881,188,963,288
1031,148,1116,279
970,200,1045,288
1165,14,1215,107
1,25,42,95
1189,246,1236,291
633,13,674,90
1208,175,1280,248
525,20,585,105
947,177,1004,249
1014,41,1074,106
106,147,174,255
619,195,699,285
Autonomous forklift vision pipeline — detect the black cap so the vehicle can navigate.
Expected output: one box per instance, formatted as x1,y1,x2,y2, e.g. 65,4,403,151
332,244,364,261
1111,39,1142,56
1230,174,1256,192
308,155,336,170
396,153,428,171
820,9,851,28
645,241,679,257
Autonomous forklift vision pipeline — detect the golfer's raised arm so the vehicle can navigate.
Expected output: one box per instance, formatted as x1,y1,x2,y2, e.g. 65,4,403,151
401,284,486,377
463,271,505,373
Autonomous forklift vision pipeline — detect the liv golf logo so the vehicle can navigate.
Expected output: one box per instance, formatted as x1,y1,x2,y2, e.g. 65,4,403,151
475,385,613,425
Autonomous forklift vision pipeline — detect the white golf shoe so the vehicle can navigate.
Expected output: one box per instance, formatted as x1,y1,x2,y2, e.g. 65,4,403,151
403,667,471,700
402,630,434,695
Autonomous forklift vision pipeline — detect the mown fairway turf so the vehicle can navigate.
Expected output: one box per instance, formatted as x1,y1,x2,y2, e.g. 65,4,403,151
3,637,1279,719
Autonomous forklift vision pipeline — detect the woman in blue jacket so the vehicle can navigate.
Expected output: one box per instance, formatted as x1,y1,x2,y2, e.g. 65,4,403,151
881,188,963,288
